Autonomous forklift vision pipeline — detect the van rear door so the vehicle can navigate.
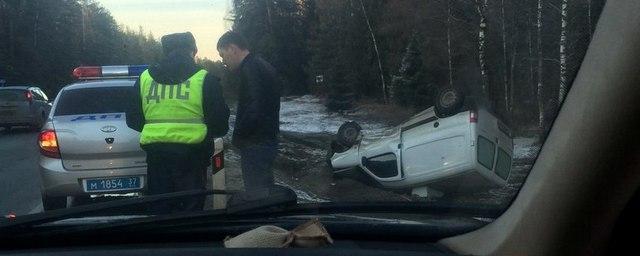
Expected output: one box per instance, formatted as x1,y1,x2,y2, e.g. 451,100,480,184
475,108,513,182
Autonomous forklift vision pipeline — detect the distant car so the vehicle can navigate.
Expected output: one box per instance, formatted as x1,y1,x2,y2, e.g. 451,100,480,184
0,86,51,131
38,65,226,210
327,89,514,197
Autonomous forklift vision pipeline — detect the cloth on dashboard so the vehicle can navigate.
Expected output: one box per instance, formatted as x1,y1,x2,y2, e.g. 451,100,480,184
223,218,333,248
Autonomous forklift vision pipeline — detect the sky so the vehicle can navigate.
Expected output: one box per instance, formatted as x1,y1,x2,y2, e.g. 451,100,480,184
97,0,232,60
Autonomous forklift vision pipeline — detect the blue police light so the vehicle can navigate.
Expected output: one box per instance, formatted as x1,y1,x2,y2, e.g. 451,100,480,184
128,65,149,77
73,65,149,79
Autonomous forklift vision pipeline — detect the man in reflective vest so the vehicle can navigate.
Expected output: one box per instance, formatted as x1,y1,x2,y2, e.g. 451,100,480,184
126,32,230,213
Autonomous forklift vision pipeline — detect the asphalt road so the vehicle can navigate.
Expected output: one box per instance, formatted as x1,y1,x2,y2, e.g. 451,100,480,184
0,127,44,216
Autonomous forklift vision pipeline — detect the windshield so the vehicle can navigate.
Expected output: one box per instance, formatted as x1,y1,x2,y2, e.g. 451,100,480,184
0,0,606,232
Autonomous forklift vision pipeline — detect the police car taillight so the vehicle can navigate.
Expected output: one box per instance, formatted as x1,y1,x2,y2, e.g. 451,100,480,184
38,129,60,158
212,150,224,173
72,65,148,79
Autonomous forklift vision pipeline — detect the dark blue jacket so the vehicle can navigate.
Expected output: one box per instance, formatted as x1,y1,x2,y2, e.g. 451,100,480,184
232,53,281,148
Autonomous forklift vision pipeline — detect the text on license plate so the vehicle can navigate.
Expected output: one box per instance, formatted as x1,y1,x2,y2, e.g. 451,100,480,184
84,176,143,192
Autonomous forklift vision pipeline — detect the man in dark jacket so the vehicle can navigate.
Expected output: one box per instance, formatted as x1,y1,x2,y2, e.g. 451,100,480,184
126,32,230,213
217,31,281,191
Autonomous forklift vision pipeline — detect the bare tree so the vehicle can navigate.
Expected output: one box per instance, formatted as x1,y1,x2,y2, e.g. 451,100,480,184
475,0,489,95
264,0,274,34
558,0,568,104
358,0,388,103
501,0,509,111
447,0,454,88
33,10,39,48
537,0,544,129
529,7,534,101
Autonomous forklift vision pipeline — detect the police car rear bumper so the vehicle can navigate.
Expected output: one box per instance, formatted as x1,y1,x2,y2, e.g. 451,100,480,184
39,156,147,197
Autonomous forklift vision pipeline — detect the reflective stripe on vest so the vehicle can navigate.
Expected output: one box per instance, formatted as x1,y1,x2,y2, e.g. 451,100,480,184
139,69,208,145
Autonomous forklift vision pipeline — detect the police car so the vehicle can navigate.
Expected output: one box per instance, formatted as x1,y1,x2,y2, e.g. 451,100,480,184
38,66,225,211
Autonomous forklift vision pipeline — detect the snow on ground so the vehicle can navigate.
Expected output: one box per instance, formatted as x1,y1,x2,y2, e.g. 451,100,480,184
279,95,387,135
275,181,330,203
514,137,541,161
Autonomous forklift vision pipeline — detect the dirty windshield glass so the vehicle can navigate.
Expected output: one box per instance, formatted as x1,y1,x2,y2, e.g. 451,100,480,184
0,0,606,227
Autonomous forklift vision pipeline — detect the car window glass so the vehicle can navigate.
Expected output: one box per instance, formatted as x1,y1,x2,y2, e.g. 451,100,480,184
54,86,136,116
0,90,24,102
0,0,609,228
36,89,48,101
477,136,496,170
495,149,512,180
31,90,44,101
364,154,399,178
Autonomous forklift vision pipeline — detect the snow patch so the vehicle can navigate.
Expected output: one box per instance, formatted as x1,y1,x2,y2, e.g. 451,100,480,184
513,137,541,160
276,181,330,203
279,95,386,135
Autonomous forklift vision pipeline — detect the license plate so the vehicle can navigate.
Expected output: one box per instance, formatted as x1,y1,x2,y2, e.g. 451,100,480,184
83,176,143,192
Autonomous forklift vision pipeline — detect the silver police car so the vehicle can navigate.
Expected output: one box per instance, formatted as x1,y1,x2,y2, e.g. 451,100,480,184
39,67,149,210
39,65,226,210
0,86,51,131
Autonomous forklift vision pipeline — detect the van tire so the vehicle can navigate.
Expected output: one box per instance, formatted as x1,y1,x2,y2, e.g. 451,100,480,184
43,195,67,211
434,87,465,118
337,121,362,147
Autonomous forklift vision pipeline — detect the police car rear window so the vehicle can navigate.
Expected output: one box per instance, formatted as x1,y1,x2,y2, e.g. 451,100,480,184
54,86,136,116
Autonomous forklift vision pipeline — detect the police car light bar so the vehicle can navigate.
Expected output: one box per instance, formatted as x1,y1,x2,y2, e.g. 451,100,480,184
73,65,149,79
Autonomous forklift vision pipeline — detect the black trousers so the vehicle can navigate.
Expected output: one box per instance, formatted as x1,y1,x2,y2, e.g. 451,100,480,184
239,139,278,191
144,144,208,214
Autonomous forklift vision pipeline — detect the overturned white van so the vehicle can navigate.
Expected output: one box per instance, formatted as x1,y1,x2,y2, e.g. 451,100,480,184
328,104,514,197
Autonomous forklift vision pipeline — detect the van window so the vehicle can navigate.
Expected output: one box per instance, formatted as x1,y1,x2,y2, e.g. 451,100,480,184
364,154,399,178
495,149,512,180
477,136,496,170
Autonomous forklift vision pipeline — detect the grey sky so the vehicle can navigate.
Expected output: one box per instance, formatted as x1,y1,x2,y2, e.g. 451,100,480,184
97,0,231,60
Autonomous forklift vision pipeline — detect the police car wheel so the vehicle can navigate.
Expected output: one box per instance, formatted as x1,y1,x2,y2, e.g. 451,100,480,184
435,87,465,118
43,195,67,211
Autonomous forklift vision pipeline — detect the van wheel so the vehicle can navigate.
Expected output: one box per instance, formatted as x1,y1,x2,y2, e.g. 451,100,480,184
336,121,362,147
43,195,67,211
434,87,465,118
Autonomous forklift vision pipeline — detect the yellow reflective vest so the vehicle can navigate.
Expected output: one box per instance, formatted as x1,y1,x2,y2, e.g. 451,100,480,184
139,69,208,145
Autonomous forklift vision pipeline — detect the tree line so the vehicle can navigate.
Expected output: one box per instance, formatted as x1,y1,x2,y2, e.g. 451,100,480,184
0,0,607,134
229,0,606,134
0,0,162,96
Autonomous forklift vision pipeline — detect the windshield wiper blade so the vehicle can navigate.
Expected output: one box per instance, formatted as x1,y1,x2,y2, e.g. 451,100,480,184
0,185,301,232
0,189,238,230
